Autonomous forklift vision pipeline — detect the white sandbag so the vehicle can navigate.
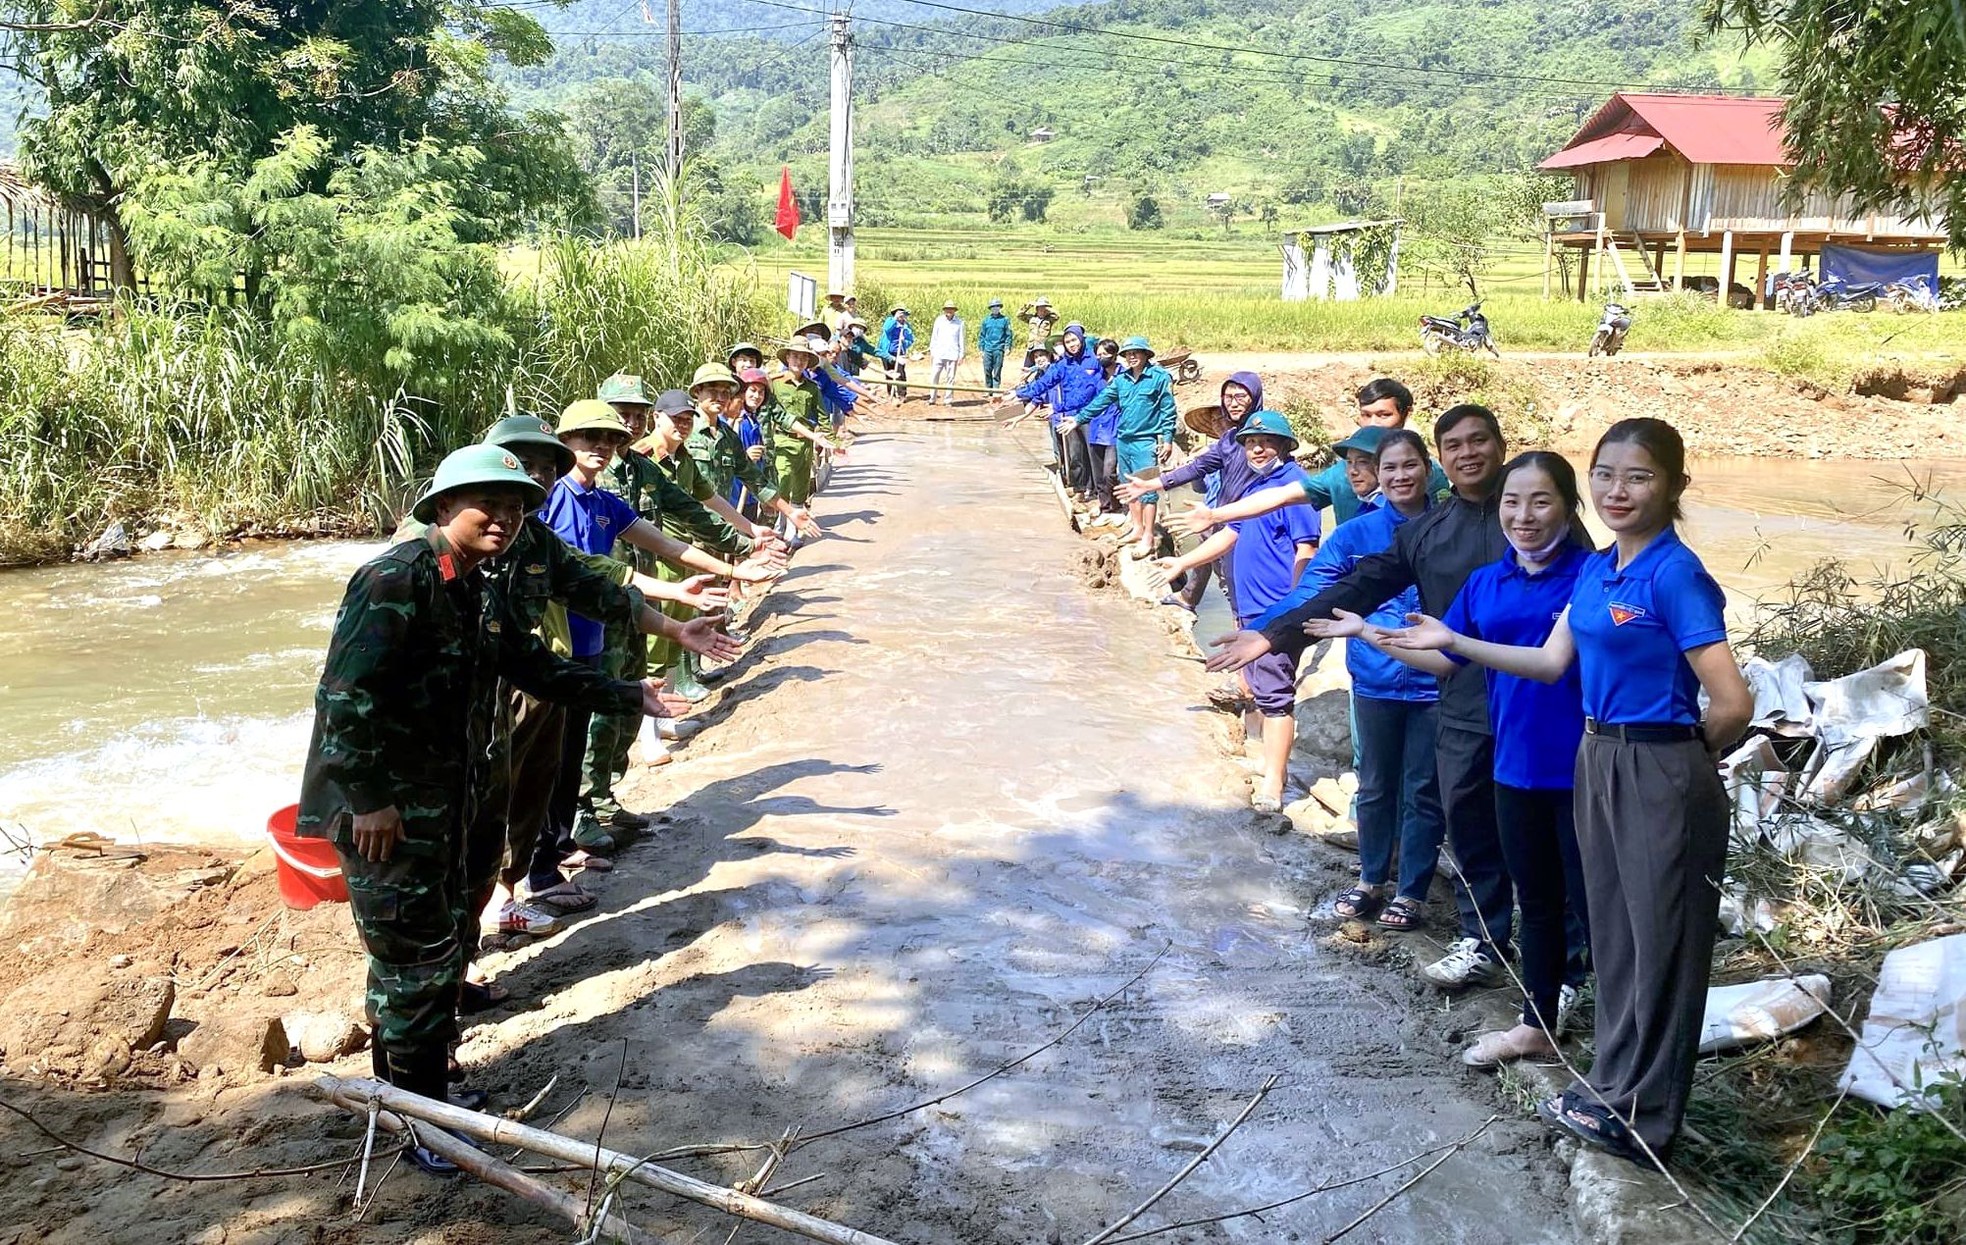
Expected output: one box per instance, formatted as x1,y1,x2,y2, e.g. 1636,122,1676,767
1839,932,1966,1110
1765,814,1874,884
1743,652,1817,736
1699,975,1833,1055
1720,735,1792,845
1801,650,1929,802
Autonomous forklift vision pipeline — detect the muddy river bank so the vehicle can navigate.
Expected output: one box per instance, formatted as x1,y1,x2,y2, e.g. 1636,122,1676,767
0,426,1958,1242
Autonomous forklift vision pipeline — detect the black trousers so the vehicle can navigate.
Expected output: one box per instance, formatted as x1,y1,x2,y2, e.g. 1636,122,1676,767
1435,724,1515,954
1571,734,1729,1153
1088,441,1119,512
528,652,601,892
1494,783,1590,1030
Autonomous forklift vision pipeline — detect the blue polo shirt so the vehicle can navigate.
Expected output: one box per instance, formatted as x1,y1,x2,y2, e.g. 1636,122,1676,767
1567,527,1728,726
542,476,641,658
1228,461,1320,621
1443,545,1591,789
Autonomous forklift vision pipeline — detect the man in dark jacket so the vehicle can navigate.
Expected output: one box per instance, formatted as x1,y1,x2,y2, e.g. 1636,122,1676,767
977,298,1015,397
1206,405,1589,991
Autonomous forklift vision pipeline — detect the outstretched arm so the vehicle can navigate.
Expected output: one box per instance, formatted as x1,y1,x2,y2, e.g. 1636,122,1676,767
1380,608,1578,683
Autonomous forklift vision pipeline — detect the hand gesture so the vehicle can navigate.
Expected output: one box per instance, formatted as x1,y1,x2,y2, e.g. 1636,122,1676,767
1170,505,1215,538
790,508,822,541
677,615,743,662
352,806,406,863
732,555,783,584
1056,418,1077,435
1116,474,1155,504
640,677,695,719
1303,608,1366,640
1380,612,1456,652
746,444,766,463
1203,629,1272,673
1155,441,1175,464
674,574,730,612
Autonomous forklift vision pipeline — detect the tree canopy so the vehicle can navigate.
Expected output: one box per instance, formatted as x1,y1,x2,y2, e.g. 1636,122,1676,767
1706,0,1966,249
0,0,592,279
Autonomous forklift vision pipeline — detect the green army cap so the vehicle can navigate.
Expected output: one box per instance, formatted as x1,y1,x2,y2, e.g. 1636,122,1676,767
411,444,545,523
556,399,632,440
483,413,573,476
726,342,765,366
688,361,740,395
597,373,652,406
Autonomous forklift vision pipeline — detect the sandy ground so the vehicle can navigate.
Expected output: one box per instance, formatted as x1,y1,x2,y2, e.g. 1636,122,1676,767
0,426,1576,1244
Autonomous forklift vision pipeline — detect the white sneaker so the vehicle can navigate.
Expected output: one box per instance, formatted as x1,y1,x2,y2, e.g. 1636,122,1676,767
496,900,561,937
1420,937,1507,989
1556,983,1580,1036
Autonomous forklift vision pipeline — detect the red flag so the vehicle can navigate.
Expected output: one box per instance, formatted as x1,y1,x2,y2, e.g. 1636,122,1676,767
774,167,800,241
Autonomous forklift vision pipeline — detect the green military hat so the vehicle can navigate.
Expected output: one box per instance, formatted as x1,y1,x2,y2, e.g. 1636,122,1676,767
483,413,573,475
792,319,832,343
597,373,653,406
726,342,765,367
411,443,545,523
688,361,740,395
556,399,632,439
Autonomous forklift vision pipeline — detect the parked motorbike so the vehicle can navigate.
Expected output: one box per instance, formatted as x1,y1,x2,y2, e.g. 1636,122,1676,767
1588,302,1632,357
1770,270,1813,316
1881,280,1940,314
1789,275,1880,317
1418,301,1499,357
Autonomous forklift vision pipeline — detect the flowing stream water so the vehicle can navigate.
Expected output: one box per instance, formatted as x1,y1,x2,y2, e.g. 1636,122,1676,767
2,448,1962,881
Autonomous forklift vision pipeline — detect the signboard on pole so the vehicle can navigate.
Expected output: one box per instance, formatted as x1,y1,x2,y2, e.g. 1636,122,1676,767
787,270,817,319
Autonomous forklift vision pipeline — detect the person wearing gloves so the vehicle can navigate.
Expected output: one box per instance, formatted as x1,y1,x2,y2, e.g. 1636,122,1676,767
928,300,966,405
1076,336,1178,559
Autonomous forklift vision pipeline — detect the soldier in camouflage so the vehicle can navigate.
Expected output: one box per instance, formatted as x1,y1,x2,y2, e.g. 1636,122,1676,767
297,443,689,1174
685,361,824,543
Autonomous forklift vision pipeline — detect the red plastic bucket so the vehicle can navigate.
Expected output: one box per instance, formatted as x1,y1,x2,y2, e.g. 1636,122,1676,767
266,804,349,909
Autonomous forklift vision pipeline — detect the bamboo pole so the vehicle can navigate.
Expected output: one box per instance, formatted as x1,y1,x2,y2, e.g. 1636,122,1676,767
325,1089,664,1245
314,1077,900,1245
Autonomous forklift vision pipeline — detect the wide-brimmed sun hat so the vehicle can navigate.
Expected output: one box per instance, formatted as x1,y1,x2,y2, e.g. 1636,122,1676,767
482,413,573,476
1181,403,1226,437
555,399,631,440
411,443,544,523
1234,408,1299,453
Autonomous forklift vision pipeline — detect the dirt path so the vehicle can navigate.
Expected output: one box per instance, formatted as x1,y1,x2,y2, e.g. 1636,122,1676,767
0,426,1576,1244
450,426,1578,1242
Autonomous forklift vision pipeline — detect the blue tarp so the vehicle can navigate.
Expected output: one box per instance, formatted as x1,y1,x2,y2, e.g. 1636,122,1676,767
1820,244,1940,296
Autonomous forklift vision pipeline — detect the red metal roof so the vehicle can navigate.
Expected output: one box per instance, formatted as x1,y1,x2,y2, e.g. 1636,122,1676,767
1539,132,1664,170
1539,93,1790,169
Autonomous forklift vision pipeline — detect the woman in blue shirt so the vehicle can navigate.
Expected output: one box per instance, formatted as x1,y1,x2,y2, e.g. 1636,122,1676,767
1299,428,1444,930
1382,418,1753,1167
1321,451,1593,1064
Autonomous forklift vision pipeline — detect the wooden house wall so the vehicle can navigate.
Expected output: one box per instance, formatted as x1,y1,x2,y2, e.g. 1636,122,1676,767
1565,158,1944,240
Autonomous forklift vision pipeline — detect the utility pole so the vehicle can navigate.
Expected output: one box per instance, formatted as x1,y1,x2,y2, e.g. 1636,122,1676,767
826,8,855,294
631,152,642,240
665,0,683,180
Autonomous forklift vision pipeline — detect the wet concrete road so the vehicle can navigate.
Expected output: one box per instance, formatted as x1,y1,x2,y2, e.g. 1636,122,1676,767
466,424,1578,1243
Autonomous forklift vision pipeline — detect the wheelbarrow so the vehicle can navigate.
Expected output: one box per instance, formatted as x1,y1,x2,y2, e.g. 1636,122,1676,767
1159,349,1203,384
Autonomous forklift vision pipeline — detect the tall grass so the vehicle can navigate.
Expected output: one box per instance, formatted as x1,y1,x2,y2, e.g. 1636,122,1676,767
0,193,772,566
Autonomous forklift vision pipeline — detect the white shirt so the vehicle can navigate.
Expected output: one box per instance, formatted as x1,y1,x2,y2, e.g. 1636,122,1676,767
929,315,965,363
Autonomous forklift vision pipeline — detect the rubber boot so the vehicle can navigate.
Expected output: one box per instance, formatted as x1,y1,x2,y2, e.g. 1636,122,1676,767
670,652,712,704
385,1049,463,1175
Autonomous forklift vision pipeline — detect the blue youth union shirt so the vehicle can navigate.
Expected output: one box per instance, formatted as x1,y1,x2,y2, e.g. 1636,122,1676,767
1228,462,1319,619
1443,545,1591,789
543,476,641,657
1567,527,1727,726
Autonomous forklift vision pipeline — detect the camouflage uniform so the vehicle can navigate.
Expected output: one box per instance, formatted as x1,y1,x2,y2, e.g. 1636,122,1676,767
767,378,824,506
687,417,782,509
569,447,737,823
297,524,641,1095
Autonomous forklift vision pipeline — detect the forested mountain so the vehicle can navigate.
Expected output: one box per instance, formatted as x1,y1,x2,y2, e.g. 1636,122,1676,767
501,0,1776,235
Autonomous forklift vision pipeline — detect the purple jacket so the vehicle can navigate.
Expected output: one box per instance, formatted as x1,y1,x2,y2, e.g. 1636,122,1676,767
1157,371,1267,505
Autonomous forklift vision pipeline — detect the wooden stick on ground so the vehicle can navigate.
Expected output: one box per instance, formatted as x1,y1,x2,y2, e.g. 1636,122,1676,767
1079,1074,1281,1245
328,1089,661,1245
314,1077,900,1245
